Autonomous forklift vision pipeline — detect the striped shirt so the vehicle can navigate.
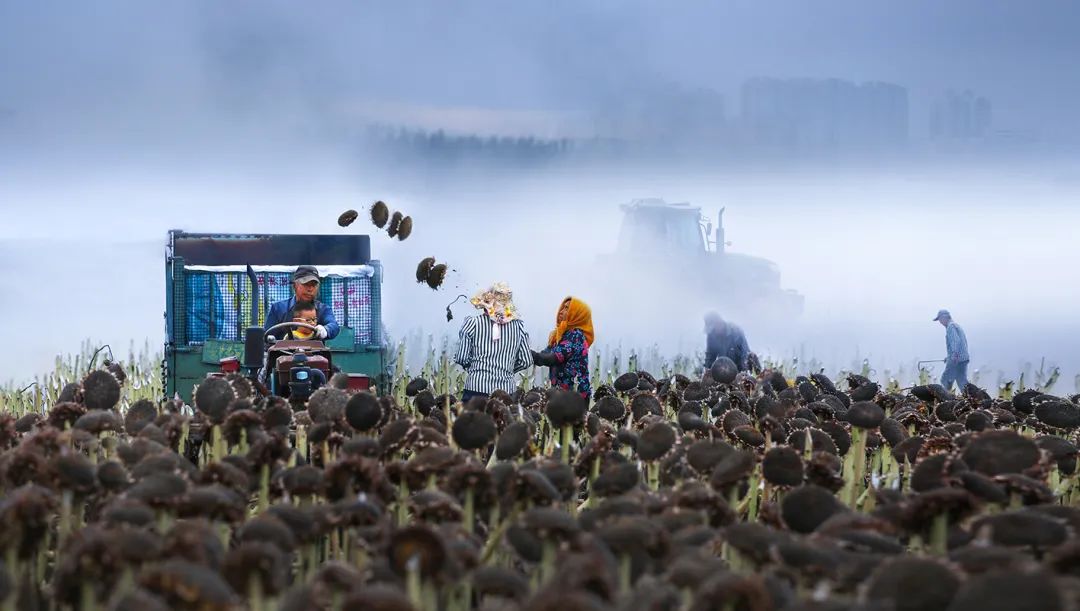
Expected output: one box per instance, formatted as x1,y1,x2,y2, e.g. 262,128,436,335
945,321,970,363
454,314,534,394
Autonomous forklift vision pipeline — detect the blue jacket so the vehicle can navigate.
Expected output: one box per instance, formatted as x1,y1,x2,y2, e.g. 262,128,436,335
264,297,340,340
945,321,969,363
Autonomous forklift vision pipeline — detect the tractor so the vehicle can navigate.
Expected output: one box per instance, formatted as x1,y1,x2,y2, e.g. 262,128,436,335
163,230,387,403
594,199,803,320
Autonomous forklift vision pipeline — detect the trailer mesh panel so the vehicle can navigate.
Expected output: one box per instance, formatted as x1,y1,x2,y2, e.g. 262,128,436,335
180,269,381,348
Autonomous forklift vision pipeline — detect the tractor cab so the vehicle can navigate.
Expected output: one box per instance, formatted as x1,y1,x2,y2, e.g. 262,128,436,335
164,231,387,403
597,199,804,319
615,199,712,258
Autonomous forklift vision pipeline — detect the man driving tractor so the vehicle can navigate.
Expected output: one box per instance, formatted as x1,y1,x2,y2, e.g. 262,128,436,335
264,265,340,341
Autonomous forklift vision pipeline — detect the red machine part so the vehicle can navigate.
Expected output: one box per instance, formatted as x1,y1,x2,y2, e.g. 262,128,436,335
274,354,331,383
219,357,240,373
346,374,371,391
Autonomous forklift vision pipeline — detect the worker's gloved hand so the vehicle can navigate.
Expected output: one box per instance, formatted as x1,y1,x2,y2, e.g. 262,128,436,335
315,325,328,339
531,350,559,367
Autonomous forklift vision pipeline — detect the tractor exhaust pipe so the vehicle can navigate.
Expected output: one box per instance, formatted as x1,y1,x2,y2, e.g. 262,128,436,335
243,265,265,380
246,264,259,324
715,207,726,254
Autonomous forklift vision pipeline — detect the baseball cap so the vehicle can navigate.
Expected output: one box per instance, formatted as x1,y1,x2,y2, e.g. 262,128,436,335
932,309,951,321
292,265,320,284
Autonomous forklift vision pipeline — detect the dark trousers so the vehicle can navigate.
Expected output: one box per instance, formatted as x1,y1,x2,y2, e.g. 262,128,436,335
940,360,969,392
461,390,489,404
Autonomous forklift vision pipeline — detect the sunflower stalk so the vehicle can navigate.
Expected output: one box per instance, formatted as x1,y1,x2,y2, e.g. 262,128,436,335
297,425,308,463
444,394,455,450
396,480,409,526
257,463,271,514
541,539,556,584
481,507,520,564
746,468,762,521
464,487,476,535
36,531,50,588
59,489,74,547
647,461,660,492
405,556,422,609
248,577,266,611
727,486,740,511
842,427,867,508
560,425,573,464
618,553,632,594
115,566,135,601
583,455,601,509
929,513,949,555
211,425,224,465
80,580,98,611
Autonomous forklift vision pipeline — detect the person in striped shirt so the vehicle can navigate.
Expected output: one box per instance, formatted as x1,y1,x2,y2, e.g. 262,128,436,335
454,282,534,402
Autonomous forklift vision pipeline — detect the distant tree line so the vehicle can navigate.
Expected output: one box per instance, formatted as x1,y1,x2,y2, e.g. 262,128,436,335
364,125,579,166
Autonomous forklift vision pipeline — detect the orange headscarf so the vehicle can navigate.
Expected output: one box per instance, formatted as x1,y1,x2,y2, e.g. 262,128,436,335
548,296,595,348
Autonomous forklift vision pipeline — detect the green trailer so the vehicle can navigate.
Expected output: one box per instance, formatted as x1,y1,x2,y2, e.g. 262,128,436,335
163,230,387,403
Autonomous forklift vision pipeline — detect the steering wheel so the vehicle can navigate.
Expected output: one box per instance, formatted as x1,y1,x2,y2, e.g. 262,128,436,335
264,322,319,342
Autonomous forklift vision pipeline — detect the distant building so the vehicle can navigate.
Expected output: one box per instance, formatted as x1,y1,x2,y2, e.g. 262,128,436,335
930,90,993,140
739,78,909,153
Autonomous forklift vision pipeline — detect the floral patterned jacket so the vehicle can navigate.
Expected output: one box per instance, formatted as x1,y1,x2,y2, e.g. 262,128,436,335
546,328,591,399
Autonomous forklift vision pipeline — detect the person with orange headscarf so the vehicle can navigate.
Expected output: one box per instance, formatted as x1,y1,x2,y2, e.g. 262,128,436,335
532,296,594,400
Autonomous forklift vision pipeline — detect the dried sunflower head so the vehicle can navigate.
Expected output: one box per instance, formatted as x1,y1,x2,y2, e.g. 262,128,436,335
139,559,238,609
14,413,41,434
239,515,297,553
387,211,404,238
178,484,247,523
82,370,121,411
194,377,235,424
370,200,390,228
397,216,413,240
780,484,848,533
162,519,226,569
863,557,961,611
338,209,358,227
762,445,804,487
345,391,382,432
124,399,158,436
97,460,132,493
223,541,290,596
0,414,16,450
387,524,448,579
54,452,98,496
104,359,128,385
127,472,187,509
58,382,82,404
416,257,436,283
426,263,447,290
74,410,122,435
48,402,86,429
307,387,349,424
448,406,495,448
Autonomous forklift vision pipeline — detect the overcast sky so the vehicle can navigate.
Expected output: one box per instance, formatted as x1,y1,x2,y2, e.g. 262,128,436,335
2,0,1079,151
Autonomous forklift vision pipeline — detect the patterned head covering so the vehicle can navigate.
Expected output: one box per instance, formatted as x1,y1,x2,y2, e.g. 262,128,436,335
471,282,519,340
548,296,595,348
